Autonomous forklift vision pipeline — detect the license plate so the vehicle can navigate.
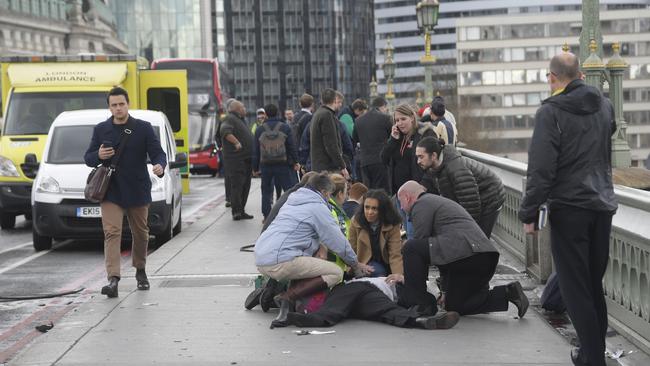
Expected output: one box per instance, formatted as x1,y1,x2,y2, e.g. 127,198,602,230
76,207,101,218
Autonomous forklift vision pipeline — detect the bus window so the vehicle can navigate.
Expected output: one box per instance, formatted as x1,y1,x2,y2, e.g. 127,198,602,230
146,88,181,133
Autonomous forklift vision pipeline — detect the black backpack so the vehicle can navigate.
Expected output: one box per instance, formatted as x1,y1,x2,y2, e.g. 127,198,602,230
259,123,287,164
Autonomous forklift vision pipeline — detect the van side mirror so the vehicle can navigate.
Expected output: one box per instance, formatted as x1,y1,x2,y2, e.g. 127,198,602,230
169,152,187,170
21,153,39,179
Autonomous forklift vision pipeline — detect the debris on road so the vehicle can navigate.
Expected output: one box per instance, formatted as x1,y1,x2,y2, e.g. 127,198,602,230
35,322,54,333
293,330,336,336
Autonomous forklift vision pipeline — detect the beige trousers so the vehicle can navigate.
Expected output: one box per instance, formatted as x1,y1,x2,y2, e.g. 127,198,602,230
258,256,343,287
100,201,150,280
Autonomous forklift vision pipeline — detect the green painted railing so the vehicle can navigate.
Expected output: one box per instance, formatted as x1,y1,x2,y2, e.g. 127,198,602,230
461,148,650,353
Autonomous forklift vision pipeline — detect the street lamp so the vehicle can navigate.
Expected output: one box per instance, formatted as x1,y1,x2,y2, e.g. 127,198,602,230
382,37,396,101
416,0,440,102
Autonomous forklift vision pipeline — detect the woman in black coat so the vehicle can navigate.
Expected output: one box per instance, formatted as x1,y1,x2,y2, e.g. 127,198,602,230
380,104,436,195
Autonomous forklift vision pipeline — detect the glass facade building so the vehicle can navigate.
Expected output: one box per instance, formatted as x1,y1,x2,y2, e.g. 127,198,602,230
223,0,374,114
456,6,650,165
109,0,208,61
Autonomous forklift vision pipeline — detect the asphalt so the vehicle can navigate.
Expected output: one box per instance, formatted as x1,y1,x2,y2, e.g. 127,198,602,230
8,181,579,366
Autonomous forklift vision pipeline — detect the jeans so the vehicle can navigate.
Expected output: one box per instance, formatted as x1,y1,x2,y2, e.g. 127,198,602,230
367,260,389,277
261,164,294,218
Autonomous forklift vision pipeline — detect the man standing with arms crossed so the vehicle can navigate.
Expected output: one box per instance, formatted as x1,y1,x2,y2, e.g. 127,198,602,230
85,87,167,298
519,52,617,366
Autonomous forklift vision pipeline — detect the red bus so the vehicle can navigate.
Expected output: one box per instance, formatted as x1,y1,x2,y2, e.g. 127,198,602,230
152,58,223,176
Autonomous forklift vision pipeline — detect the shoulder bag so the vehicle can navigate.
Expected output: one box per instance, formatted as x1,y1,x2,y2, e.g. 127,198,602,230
84,123,133,203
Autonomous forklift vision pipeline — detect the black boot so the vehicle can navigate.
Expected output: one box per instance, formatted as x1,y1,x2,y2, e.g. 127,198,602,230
244,288,263,310
101,276,119,298
414,311,460,330
570,348,588,366
136,268,150,290
270,277,328,329
506,281,529,318
260,278,281,313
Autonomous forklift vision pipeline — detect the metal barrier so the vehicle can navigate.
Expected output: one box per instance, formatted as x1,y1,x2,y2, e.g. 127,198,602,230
460,148,650,353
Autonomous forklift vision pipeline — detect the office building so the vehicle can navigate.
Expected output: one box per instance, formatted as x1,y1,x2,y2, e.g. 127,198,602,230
456,6,650,164
222,0,375,113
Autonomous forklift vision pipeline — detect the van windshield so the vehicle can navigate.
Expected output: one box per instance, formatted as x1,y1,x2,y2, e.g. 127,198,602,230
4,92,106,135
47,126,95,164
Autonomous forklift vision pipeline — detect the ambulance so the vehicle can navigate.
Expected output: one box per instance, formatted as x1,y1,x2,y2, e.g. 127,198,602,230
0,55,190,229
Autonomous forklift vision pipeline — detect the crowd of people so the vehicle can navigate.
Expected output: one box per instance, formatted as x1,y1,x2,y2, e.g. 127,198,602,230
215,86,529,332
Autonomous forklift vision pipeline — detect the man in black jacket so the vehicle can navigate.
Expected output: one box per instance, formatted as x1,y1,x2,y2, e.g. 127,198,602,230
519,53,617,366
416,138,505,238
220,100,255,221
85,87,167,298
309,88,349,179
396,181,528,319
353,97,392,191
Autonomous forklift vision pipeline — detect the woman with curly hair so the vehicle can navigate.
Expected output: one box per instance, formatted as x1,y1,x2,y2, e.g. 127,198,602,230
348,189,403,277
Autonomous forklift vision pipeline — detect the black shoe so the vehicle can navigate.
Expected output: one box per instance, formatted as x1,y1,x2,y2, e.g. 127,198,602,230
570,348,588,366
240,213,254,220
506,281,529,318
101,276,119,298
233,214,242,221
225,201,231,208
415,311,460,330
260,279,280,313
135,269,150,290
244,288,263,310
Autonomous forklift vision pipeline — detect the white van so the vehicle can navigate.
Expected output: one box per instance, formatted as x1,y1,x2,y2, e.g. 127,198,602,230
31,109,185,251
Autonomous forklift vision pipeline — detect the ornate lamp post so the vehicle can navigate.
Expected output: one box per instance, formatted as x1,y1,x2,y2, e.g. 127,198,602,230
369,76,378,99
416,0,440,102
382,37,396,102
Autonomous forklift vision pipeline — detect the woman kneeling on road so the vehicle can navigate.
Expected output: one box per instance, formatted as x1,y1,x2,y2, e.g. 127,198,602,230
254,172,373,328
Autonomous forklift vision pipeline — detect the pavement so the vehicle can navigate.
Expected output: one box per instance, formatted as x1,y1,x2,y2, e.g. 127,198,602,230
8,181,584,366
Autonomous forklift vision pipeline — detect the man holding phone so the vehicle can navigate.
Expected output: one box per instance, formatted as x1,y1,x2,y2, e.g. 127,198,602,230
84,87,166,298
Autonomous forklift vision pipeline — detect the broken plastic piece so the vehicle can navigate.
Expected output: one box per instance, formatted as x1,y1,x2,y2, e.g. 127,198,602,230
293,330,336,335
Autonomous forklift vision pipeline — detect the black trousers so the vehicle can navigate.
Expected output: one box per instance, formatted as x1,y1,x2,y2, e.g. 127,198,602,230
550,206,612,366
290,282,420,328
225,158,252,216
478,209,500,239
401,239,507,316
361,163,390,193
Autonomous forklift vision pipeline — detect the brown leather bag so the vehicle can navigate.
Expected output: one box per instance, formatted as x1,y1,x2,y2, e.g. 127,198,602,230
84,123,133,203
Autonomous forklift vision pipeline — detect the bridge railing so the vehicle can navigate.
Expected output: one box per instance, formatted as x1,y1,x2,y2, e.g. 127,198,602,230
461,148,650,354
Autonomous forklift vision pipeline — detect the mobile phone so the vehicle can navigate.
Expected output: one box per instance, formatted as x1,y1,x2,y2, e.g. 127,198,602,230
102,140,113,148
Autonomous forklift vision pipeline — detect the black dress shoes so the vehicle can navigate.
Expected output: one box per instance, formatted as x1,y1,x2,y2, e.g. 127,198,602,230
136,268,150,290
506,281,529,318
101,276,119,298
240,213,254,220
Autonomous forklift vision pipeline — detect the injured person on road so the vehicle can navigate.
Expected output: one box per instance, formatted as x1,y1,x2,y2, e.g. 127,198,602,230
275,275,460,330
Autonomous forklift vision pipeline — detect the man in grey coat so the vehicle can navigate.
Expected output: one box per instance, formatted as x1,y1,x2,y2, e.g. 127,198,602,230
394,181,528,318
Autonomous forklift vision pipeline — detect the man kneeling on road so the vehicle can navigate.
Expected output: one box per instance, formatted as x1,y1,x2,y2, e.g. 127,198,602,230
396,181,528,318
254,172,373,328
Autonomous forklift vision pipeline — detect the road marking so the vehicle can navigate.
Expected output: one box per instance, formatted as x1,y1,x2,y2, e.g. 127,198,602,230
0,250,49,275
0,241,32,255
183,193,225,219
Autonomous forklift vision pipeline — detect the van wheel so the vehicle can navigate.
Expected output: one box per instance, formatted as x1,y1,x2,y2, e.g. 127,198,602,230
33,230,52,251
1,212,16,229
173,208,182,236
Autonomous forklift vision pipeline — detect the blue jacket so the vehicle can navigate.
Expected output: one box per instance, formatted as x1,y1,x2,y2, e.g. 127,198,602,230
254,187,358,267
299,119,353,170
84,116,167,208
252,117,297,171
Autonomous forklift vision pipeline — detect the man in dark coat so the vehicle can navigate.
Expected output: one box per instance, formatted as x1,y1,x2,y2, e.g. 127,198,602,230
309,88,349,179
395,181,528,318
416,138,505,238
84,87,167,298
220,100,254,221
353,97,392,191
519,53,617,366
